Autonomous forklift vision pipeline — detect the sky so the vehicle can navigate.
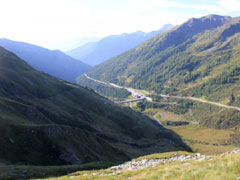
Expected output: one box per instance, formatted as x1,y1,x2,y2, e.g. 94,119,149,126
0,0,240,51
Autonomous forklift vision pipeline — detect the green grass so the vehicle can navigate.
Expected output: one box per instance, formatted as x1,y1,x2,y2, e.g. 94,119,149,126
134,151,194,161
142,105,240,154
144,108,187,122
35,152,240,180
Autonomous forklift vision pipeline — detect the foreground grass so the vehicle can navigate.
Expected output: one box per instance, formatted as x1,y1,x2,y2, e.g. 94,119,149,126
38,152,240,180
168,124,238,154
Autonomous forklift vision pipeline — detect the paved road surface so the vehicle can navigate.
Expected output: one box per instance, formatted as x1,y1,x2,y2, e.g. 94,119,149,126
84,74,149,104
84,74,240,111
160,94,240,111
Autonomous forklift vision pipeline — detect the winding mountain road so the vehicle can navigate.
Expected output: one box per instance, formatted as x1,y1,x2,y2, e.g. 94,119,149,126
159,94,240,111
84,74,240,111
84,74,149,104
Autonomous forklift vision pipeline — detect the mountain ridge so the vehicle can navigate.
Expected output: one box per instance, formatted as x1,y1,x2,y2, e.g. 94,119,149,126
66,24,173,66
0,38,91,83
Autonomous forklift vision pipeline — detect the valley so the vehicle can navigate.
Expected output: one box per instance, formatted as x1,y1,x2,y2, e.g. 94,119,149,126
0,5,240,179
78,14,240,130
81,73,240,155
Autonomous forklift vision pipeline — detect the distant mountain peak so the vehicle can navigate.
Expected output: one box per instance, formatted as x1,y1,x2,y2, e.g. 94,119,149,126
204,14,231,20
161,24,174,29
66,25,173,66
167,14,232,42
183,14,231,28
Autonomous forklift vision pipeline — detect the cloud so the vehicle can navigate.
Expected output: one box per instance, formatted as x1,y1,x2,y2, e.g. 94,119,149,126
125,0,240,17
217,0,240,12
0,0,239,50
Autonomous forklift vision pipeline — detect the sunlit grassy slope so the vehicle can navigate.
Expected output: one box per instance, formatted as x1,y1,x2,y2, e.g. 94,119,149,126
143,105,240,155
37,152,240,180
78,14,240,129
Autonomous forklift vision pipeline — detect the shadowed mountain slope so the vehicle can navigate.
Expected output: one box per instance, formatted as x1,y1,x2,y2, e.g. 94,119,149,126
0,46,189,166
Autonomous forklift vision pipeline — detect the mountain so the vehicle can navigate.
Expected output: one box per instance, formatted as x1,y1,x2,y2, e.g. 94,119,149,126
0,38,91,83
66,24,173,66
77,15,240,129
0,46,189,166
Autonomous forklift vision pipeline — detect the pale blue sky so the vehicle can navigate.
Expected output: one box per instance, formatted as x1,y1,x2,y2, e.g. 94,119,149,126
0,0,239,51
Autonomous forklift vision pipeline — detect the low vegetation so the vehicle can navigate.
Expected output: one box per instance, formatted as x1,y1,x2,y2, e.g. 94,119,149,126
141,102,240,154
35,151,240,180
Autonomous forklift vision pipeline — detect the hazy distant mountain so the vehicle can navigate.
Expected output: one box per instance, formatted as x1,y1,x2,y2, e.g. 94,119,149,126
0,38,91,83
66,24,173,66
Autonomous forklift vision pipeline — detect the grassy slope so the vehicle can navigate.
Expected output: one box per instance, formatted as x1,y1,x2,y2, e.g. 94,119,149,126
0,46,189,167
138,96,240,154
36,152,240,180
78,15,240,129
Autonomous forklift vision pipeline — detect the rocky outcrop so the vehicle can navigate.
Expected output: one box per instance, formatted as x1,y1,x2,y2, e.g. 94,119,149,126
68,148,240,178
108,148,240,172
108,153,211,171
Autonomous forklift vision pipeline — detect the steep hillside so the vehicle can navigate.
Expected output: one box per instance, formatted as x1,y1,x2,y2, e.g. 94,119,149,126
0,38,91,83
78,15,240,129
66,25,173,66
0,46,188,166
